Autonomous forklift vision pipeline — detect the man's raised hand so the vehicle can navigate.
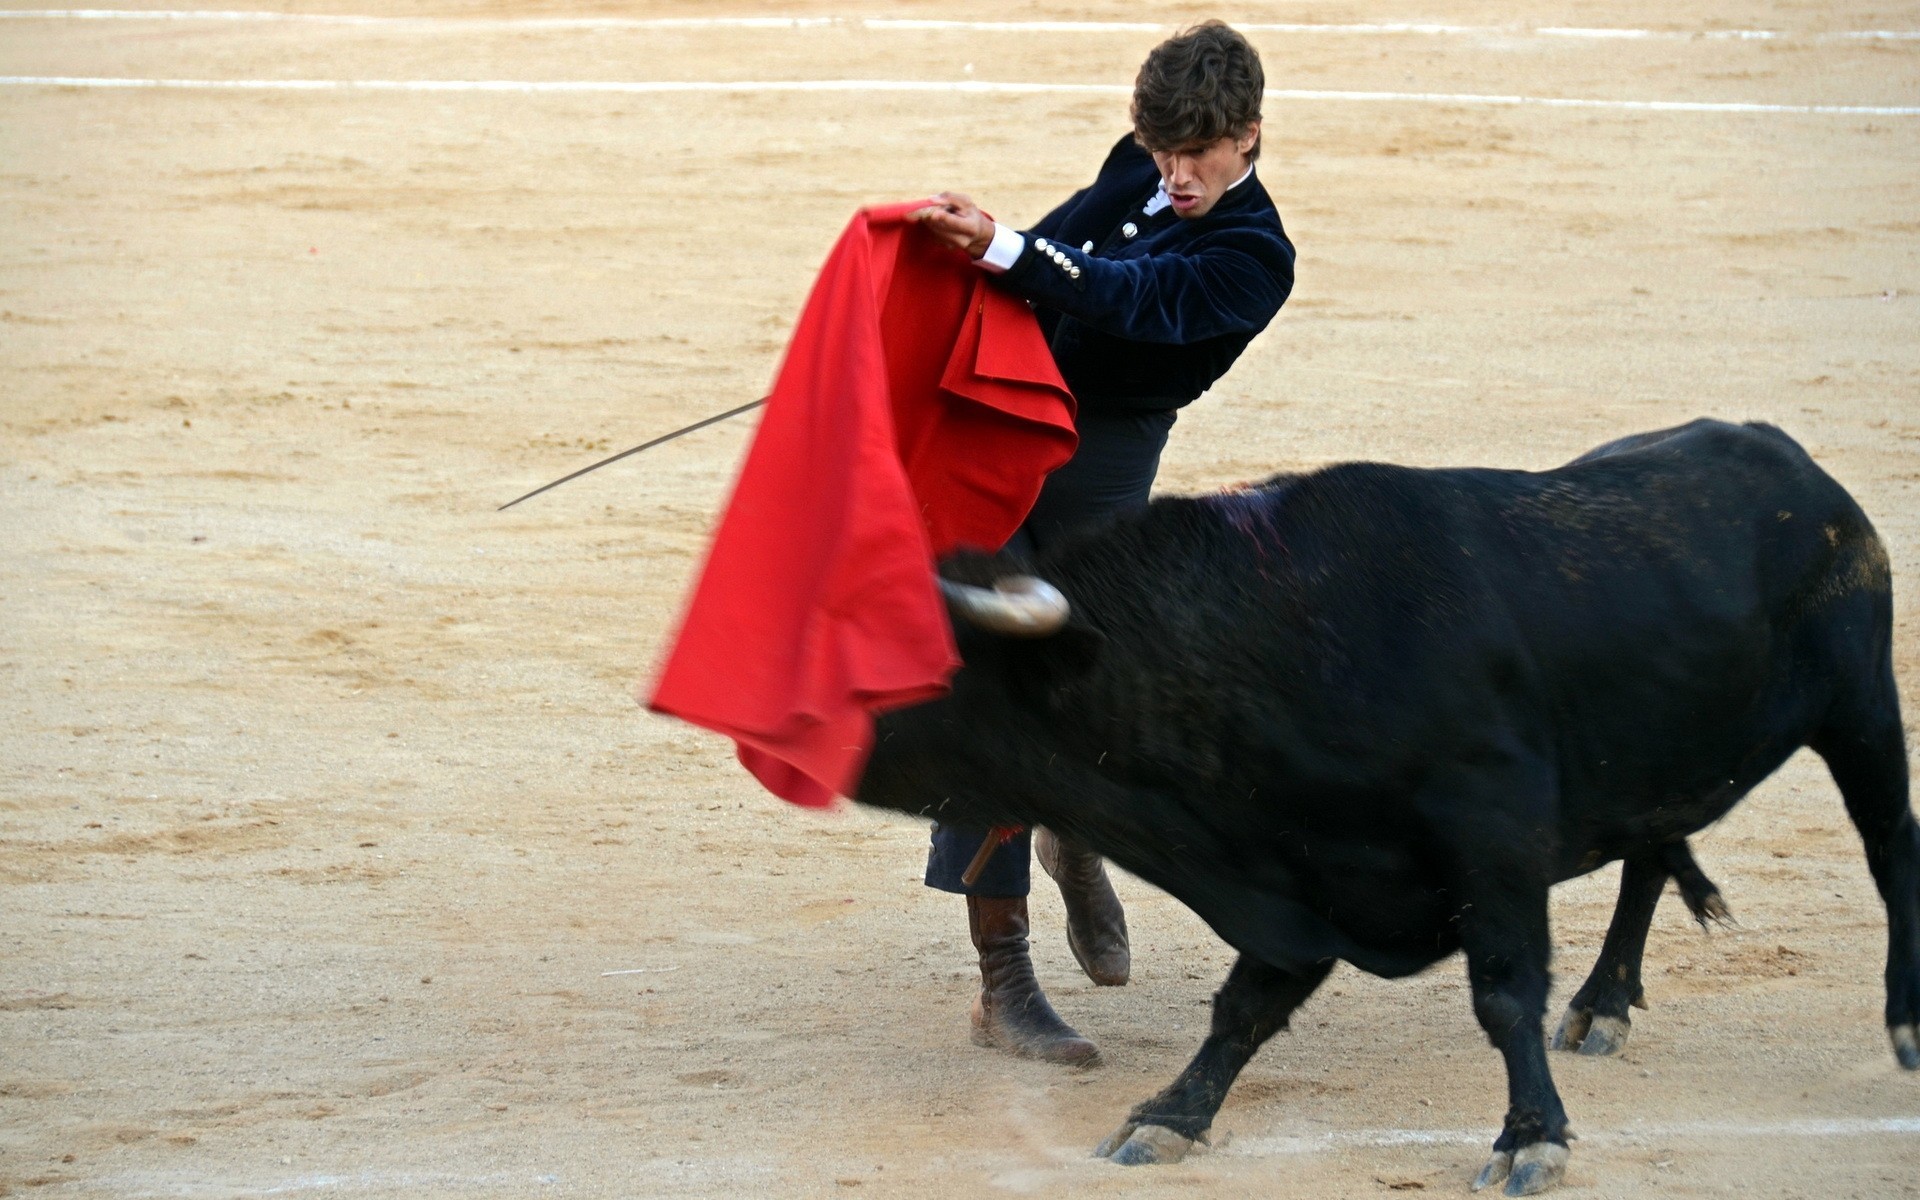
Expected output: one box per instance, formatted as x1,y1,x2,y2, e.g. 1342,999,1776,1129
909,192,997,259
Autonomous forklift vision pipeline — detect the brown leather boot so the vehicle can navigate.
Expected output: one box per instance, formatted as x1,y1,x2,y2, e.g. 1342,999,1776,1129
1035,827,1131,986
968,895,1100,1066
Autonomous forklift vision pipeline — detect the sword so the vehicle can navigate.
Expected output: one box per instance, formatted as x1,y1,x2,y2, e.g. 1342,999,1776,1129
496,396,768,512
960,825,1025,887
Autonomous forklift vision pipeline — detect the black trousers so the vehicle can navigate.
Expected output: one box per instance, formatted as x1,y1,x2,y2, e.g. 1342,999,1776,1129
924,407,1176,896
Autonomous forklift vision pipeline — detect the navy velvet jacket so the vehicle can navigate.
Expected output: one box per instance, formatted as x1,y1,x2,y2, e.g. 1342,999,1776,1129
994,134,1295,413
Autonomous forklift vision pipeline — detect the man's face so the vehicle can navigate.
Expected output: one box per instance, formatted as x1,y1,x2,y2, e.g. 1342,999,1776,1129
1149,124,1260,219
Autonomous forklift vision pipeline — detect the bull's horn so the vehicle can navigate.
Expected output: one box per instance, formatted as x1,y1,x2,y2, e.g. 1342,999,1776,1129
938,575,1070,637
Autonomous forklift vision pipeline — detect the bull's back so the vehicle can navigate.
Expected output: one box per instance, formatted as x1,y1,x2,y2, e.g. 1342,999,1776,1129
1460,421,1863,625
1470,421,1882,671
1449,421,1889,849
1185,421,1888,863
1043,421,1887,941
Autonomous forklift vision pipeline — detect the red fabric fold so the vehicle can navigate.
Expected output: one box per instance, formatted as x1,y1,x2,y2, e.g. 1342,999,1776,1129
645,202,1077,807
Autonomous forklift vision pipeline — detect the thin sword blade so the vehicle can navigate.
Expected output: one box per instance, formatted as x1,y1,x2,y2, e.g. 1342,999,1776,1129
496,397,767,512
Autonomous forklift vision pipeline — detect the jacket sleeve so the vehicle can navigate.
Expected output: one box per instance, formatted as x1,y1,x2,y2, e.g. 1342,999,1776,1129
998,226,1295,346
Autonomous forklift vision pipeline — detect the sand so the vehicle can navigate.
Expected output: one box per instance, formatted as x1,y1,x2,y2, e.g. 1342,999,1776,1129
2,2,1917,1196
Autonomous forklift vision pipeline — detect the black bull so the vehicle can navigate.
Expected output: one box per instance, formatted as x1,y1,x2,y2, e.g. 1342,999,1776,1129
855,420,1917,1195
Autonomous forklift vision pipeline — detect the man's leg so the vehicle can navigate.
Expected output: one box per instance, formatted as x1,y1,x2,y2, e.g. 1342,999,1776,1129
1021,410,1175,987
1036,827,1130,986
926,825,1098,1065
1020,410,1178,547
922,409,1176,1058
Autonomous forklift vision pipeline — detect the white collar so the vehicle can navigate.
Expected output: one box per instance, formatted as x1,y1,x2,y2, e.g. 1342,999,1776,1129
1142,163,1254,217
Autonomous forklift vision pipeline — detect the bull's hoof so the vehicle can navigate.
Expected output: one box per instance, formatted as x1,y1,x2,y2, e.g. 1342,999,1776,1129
1893,1023,1919,1071
1504,1143,1569,1196
1470,1150,1511,1192
1549,1008,1585,1052
1551,1008,1629,1056
1094,1122,1200,1166
1575,1014,1630,1056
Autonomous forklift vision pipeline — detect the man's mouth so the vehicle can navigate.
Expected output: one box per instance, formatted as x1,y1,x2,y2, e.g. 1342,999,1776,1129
1169,193,1201,212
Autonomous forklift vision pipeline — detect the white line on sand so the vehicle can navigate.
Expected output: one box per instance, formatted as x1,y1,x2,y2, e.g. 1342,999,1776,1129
4,76,1918,116
0,9,831,25
1232,1116,1920,1156
1,10,1917,40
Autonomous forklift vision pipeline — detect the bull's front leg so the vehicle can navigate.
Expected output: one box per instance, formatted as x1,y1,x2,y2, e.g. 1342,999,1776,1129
1095,954,1333,1165
1423,749,1576,1194
1460,875,1571,1196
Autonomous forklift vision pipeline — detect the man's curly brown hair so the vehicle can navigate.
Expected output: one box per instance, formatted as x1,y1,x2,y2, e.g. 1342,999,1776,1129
1131,21,1264,160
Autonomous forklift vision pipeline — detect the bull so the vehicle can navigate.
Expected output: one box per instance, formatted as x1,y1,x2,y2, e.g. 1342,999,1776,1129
855,420,1916,1194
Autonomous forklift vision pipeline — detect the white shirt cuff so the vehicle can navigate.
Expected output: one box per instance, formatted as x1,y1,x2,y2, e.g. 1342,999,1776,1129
976,222,1025,273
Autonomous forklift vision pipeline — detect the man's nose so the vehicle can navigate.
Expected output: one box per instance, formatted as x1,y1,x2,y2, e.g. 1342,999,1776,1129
1164,156,1196,189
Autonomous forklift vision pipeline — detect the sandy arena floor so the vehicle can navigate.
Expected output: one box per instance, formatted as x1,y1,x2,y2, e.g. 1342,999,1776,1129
2,2,1918,1196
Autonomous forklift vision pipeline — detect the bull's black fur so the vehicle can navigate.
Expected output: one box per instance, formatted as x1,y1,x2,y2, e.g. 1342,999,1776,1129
857,420,1917,1191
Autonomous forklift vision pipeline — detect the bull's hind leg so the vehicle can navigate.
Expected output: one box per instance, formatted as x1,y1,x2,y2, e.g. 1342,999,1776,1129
1553,844,1731,1058
1094,955,1333,1165
1812,669,1920,1070
1553,855,1664,1057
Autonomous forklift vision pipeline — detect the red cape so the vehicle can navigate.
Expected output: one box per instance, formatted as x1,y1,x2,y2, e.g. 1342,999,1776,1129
646,202,1077,806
